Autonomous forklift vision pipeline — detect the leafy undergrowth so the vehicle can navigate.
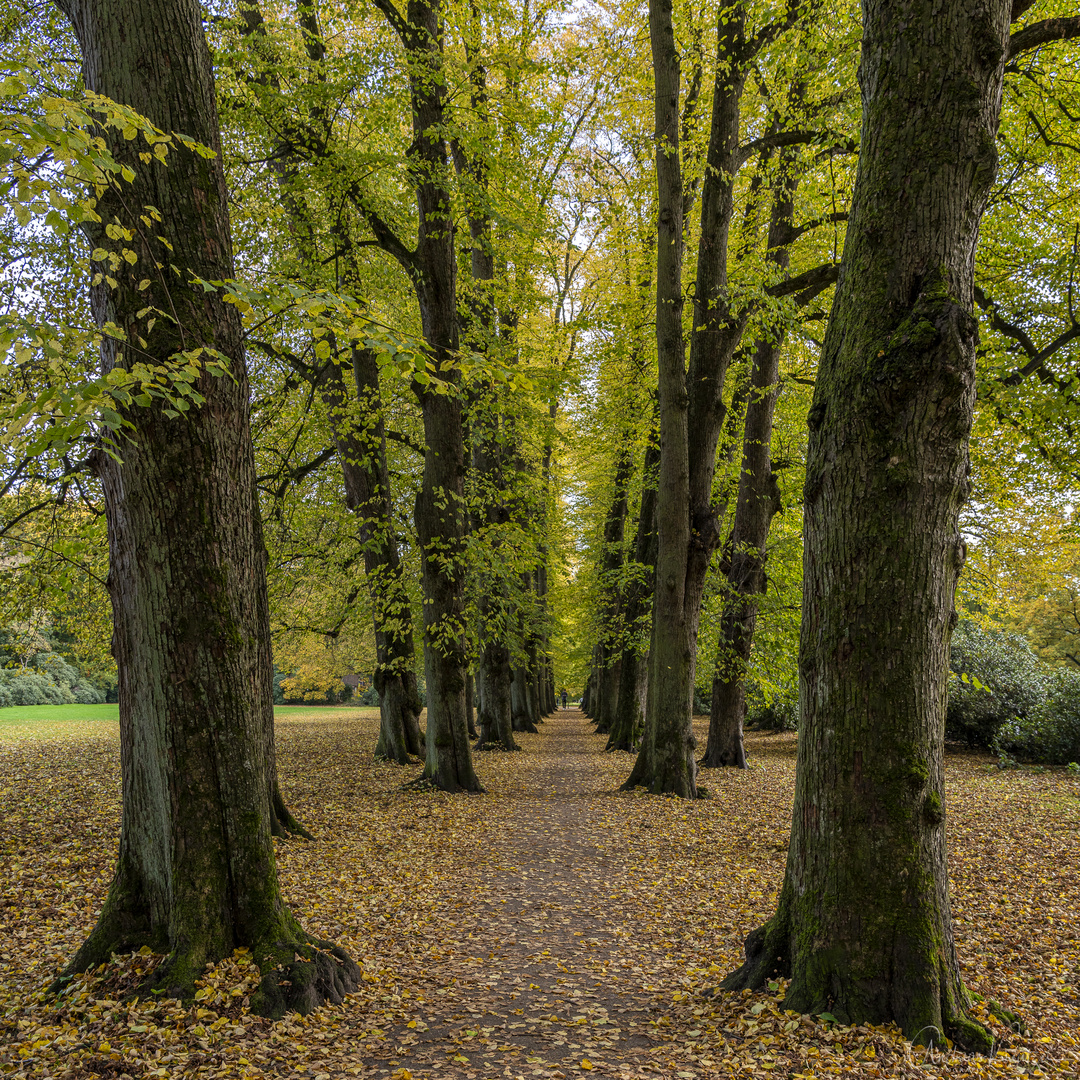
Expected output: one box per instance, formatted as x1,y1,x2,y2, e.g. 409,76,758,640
0,711,1077,1079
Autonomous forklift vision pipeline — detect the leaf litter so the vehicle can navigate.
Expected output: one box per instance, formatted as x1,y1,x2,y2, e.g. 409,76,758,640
1,708,1078,1078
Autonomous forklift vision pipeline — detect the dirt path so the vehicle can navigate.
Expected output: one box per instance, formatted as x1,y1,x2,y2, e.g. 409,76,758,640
357,710,684,1077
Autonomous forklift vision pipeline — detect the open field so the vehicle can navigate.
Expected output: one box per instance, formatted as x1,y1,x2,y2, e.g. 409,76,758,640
0,704,382,740
0,709,1078,1078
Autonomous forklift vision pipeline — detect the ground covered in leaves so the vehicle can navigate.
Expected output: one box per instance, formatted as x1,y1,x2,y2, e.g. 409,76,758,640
1,707,1078,1079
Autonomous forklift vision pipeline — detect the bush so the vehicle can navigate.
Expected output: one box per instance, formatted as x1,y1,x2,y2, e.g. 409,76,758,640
692,687,710,715
358,685,380,706
946,624,1047,749
746,682,799,731
997,667,1080,765
0,670,73,705
71,682,106,704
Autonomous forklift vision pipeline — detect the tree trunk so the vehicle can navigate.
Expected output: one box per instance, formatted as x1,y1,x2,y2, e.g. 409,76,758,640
607,435,660,753
510,663,538,732
404,0,481,793
464,670,477,738
626,0,753,797
595,447,633,735
721,0,1012,1051
316,348,423,765
702,130,799,770
54,0,359,1015
477,637,517,750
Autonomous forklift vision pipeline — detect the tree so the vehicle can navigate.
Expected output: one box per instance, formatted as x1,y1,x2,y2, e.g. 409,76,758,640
626,0,835,797
722,0,1080,1049
230,0,426,765
52,0,359,1013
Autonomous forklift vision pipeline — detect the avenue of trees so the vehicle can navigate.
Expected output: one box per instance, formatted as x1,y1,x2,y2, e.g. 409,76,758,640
1,0,1079,1049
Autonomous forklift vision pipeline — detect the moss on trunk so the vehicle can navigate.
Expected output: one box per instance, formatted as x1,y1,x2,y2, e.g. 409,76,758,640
719,0,1012,1050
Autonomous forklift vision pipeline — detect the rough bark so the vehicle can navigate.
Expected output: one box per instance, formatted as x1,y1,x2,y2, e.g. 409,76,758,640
477,641,517,749
316,349,423,765
595,447,633,735
510,662,539,733
627,0,759,797
239,0,424,769
53,0,359,1014
401,0,481,793
607,435,660,753
721,0,1012,1051
702,134,798,770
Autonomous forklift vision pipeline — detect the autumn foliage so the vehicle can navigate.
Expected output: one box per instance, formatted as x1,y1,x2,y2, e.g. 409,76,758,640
1,708,1077,1078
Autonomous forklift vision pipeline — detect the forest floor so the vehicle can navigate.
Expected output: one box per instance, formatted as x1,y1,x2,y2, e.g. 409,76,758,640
1,708,1078,1079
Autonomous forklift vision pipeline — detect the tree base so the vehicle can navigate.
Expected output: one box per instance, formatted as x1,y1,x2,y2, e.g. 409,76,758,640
475,738,521,752
271,784,314,840
251,937,361,1018
54,913,360,1019
716,913,993,1054
697,749,748,769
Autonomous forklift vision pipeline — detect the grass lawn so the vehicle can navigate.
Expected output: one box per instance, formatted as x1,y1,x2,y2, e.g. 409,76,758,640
0,702,381,740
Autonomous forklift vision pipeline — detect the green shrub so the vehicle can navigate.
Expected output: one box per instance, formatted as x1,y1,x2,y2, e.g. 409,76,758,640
358,685,380,706
946,624,1047,749
997,667,1080,765
746,682,799,731
0,669,73,705
71,682,106,704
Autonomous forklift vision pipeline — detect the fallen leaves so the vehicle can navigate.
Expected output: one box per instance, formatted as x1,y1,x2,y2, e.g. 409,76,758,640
0,708,1078,1078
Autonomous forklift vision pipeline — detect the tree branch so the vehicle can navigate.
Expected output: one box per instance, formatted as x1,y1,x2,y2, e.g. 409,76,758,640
737,129,822,169
369,0,410,42
974,283,1080,388
1009,17,1080,61
783,210,849,244
745,0,805,60
766,261,840,299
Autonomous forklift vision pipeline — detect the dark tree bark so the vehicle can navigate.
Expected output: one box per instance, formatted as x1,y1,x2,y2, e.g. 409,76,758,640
464,671,477,738
626,1,777,796
702,133,800,770
595,446,633,735
241,0,424,769
721,0,1017,1051
607,434,660,753
316,349,424,764
54,0,359,1015
371,0,480,792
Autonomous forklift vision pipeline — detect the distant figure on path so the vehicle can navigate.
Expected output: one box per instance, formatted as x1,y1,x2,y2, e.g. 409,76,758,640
561,689,568,709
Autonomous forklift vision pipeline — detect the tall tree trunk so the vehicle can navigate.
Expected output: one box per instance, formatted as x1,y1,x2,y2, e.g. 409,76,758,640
54,0,359,1015
626,1,754,797
403,0,480,792
702,131,800,770
477,638,517,749
241,0,424,769
607,434,660,752
721,0,1014,1050
316,349,423,764
596,446,633,735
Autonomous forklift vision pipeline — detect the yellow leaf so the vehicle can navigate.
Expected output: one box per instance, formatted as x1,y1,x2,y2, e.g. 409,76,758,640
581,1060,593,1070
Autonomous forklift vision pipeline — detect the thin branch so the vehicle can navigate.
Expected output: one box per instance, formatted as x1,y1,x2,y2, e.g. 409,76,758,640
0,533,108,587
0,499,57,539
784,210,849,244
973,284,1080,389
